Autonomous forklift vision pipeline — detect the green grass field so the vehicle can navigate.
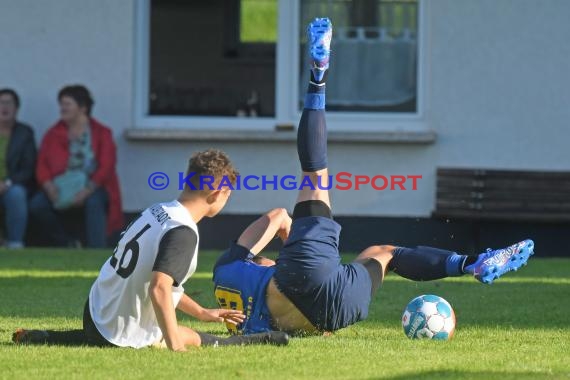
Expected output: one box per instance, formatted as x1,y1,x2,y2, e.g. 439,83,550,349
1,249,568,379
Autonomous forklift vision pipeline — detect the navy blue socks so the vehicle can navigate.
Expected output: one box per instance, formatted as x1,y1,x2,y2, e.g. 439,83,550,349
297,71,328,172
388,246,475,281
297,109,328,172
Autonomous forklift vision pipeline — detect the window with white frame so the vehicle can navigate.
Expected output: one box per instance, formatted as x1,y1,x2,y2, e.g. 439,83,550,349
299,0,418,113
148,0,277,117
136,0,423,129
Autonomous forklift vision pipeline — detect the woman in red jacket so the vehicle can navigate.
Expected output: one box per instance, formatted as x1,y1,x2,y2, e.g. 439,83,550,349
30,85,123,248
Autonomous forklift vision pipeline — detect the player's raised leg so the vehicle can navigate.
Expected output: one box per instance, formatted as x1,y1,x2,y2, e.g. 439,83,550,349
269,18,341,332
295,17,332,212
353,239,535,286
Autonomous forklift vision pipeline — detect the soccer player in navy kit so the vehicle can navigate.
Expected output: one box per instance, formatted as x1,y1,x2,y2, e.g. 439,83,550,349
213,18,535,335
14,149,289,349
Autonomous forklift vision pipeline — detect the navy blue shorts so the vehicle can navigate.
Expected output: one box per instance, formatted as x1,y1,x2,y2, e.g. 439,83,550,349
273,216,375,331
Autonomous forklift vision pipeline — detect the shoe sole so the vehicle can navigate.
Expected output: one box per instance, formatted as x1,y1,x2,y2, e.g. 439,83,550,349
12,328,25,344
12,328,49,344
308,18,332,66
479,240,534,284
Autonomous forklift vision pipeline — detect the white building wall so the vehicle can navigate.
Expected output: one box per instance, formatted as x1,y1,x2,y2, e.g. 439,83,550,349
1,0,568,217
0,0,135,140
430,0,570,170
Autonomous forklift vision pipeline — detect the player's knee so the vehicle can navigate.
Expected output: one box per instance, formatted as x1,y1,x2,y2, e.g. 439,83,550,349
268,207,288,219
377,245,396,256
373,246,395,267
277,207,288,216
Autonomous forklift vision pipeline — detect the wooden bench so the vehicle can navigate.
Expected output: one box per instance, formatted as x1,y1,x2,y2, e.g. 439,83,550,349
433,168,570,222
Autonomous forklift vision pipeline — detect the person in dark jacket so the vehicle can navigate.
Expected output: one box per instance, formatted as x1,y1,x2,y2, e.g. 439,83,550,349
0,88,37,248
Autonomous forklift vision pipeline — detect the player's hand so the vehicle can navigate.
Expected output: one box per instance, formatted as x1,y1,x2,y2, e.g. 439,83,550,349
200,308,245,325
276,213,292,242
276,224,290,242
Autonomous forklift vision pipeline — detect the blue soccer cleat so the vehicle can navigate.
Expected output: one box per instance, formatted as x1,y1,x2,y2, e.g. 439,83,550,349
307,17,332,82
465,239,534,284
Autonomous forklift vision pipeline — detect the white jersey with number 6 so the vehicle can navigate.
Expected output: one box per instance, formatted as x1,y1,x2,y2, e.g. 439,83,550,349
89,200,199,348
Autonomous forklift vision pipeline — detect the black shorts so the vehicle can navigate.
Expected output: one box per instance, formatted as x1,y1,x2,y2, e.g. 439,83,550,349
83,298,115,347
273,201,382,331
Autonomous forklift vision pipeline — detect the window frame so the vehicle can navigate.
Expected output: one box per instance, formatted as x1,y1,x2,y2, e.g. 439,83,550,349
133,0,429,132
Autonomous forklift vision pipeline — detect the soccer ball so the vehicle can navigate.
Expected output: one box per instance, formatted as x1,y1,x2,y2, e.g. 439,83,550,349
402,294,456,340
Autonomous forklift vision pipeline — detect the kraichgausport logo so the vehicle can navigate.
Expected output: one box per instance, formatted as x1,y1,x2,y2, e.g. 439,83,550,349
147,172,423,191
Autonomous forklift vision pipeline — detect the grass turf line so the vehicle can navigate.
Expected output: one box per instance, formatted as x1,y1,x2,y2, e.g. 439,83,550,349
0,249,568,379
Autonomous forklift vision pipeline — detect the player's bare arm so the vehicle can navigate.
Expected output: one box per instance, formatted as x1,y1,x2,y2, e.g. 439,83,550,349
149,271,189,351
177,293,245,325
237,208,292,254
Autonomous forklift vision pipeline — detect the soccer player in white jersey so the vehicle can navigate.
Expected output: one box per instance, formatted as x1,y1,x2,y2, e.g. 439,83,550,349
13,149,288,350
